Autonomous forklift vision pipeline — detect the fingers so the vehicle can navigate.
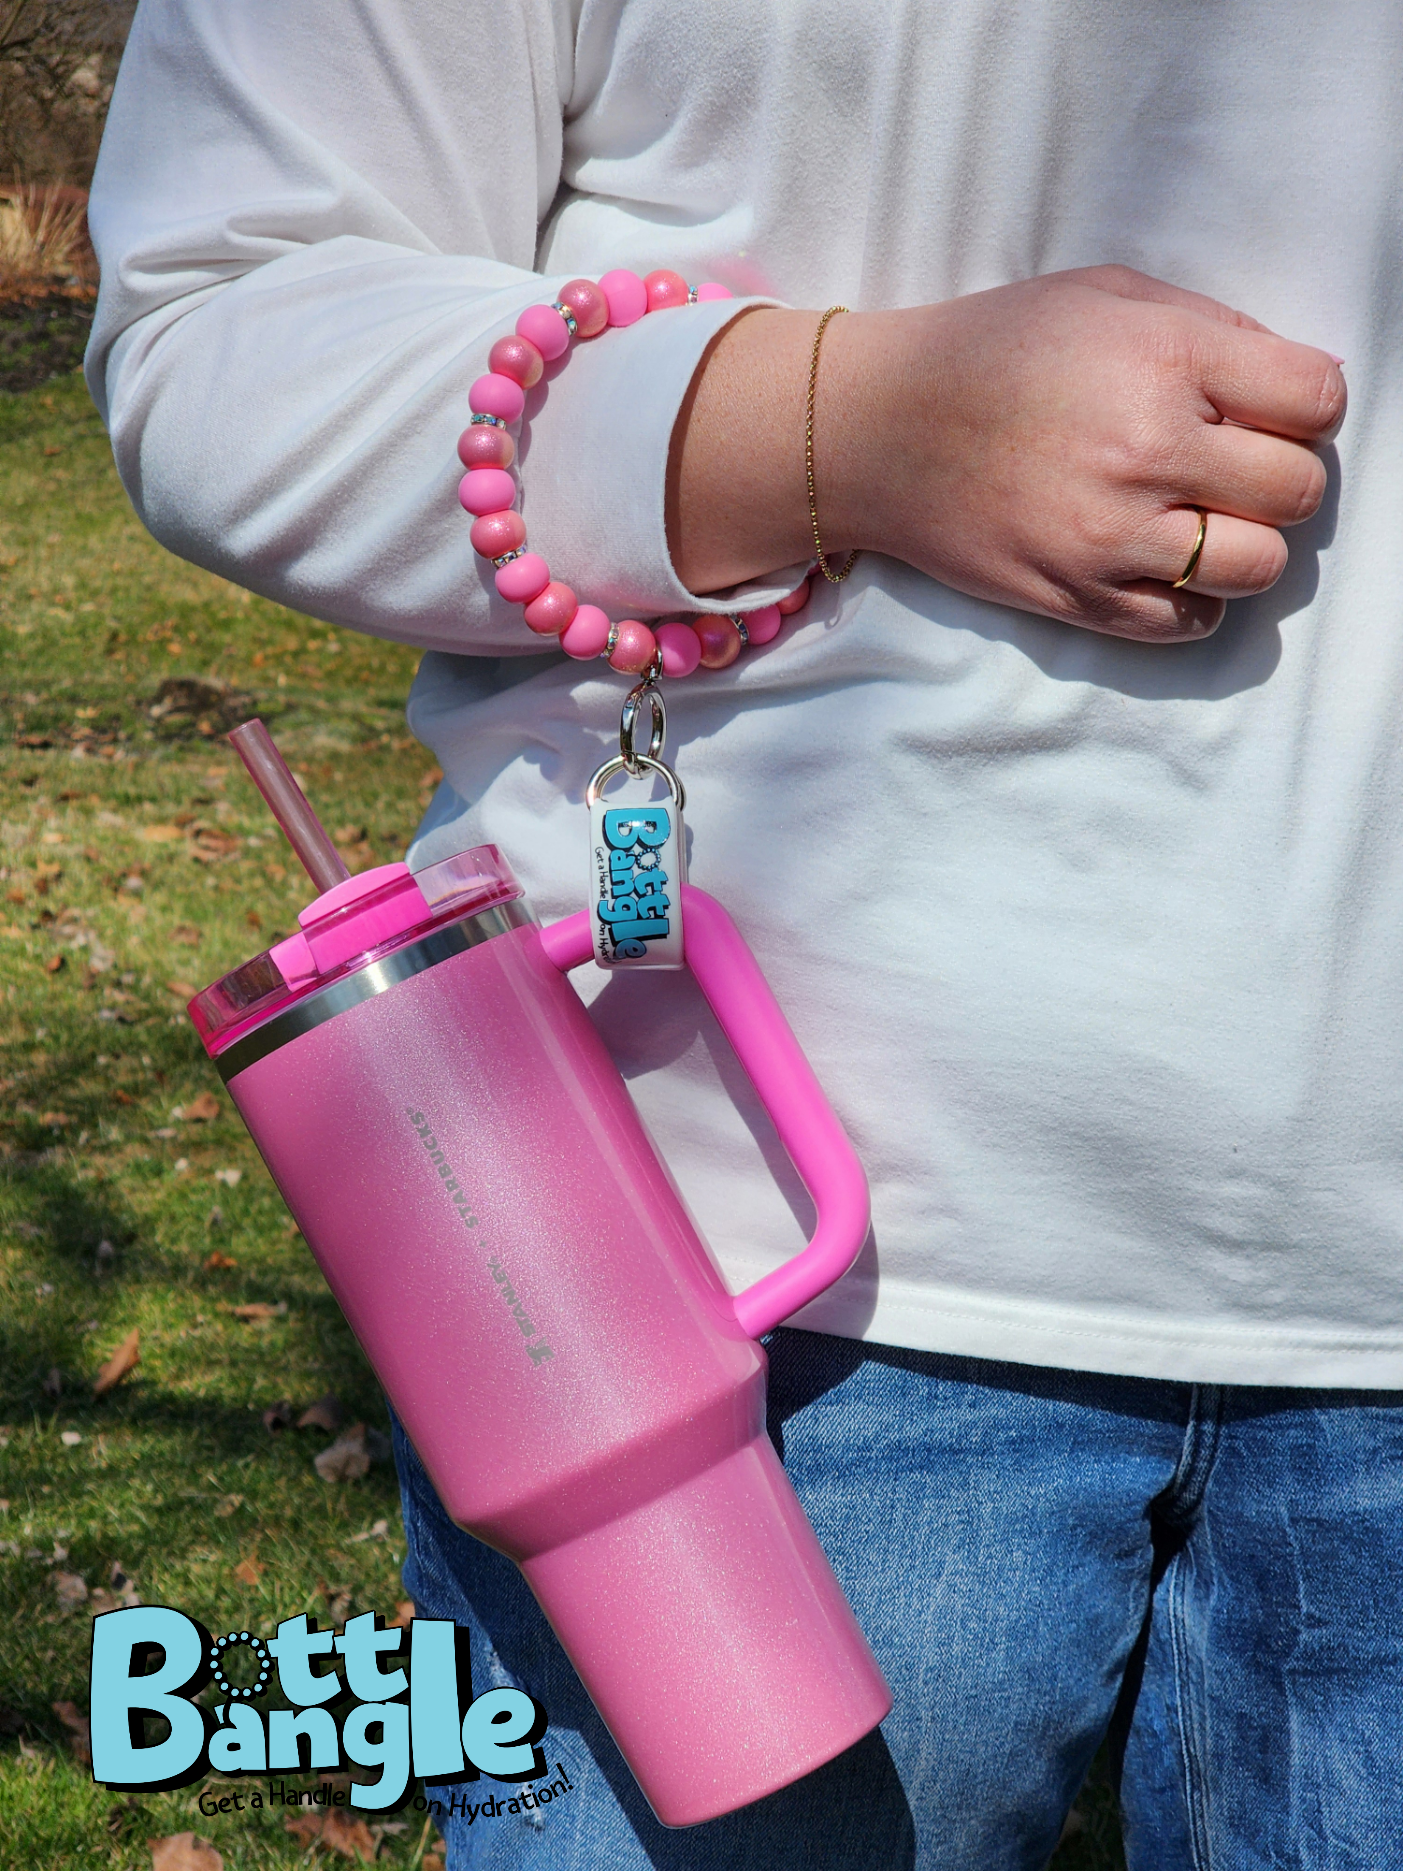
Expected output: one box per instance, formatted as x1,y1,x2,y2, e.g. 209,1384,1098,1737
1185,423,1327,529
1194,321,1346,441
1065,264,1273,334
1151,507,1287,601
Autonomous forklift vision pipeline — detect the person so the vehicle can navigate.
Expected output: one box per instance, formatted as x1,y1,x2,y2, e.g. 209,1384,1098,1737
86,3,1403,1865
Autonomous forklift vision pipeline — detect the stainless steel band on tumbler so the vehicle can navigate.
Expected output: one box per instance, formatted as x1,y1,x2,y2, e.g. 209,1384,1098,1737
214,899,533,1082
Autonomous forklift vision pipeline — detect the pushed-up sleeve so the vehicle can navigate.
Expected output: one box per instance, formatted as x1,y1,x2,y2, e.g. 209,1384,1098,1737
85,0,777,655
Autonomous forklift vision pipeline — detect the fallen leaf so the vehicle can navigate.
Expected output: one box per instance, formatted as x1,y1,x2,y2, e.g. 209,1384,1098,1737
44,954,65,974
149,1832,224,1871
91,1561,141,1614
423,1855,446,1871
262,1399,294,1434
38,1110,70,1126
232,1554,264,1586
166,980,197,1000
185,1091,220,1122
284,1808,376,1861
318,1581,354,1624
205,1251,237,1272
296,1393,342,1433
171,925,202,945
312,1423,388,1483
51,1699,91,1764
388,1599,415,1629
93,1328,140,1396
52,1572,89,1614
213,1494,244,1518
347,1519,389,1545
213,1167,242,1188
140,824,184,843
230,1301,286,1324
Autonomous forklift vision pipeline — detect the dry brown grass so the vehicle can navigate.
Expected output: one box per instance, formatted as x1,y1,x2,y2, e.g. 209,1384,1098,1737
0,182,92,295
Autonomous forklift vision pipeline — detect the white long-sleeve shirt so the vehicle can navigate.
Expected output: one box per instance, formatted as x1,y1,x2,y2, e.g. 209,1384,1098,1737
88,0,1403,1385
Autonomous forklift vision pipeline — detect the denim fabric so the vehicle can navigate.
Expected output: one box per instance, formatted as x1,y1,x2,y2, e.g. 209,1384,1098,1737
391,1329,1403,1870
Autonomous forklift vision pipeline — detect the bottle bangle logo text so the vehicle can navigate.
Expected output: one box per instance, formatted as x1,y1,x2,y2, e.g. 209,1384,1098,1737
89,1607,547,1812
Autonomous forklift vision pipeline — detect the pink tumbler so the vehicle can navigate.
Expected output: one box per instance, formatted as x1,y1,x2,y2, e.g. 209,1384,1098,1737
190,725,890,1826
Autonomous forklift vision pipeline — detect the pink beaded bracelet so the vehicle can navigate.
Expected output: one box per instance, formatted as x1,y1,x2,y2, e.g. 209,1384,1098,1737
456,268,812,678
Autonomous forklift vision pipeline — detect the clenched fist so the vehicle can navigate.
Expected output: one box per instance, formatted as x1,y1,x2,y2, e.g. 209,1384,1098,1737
669,266,1345,643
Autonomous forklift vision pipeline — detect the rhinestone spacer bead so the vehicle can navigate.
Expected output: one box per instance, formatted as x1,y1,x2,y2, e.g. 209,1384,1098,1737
469,412,506,428
550,302,579,337
729,614,750,645
492,548,525,569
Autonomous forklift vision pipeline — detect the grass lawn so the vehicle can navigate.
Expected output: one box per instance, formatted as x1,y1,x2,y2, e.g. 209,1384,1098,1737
0,368,1127,1869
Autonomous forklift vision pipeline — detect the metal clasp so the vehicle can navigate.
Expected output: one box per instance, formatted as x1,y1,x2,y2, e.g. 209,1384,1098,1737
618,649,666,776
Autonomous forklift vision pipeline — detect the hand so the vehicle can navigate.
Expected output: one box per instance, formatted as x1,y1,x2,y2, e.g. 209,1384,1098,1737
668,267,1345,643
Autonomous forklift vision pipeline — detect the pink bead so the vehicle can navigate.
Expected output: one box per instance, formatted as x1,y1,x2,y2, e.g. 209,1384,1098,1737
557,278,609,340
742,604,782,646
608,619,658,674
776,577,811,615
657,621,702,678
515,302,570,362
469,372,526,423
457,424,515,469
495,552,550,604
469,510,526,559
489,334,544,389
523,581,578,635
644,269,690,312
458,468,517,516
599,268,648,327
694,614,743,670
695,282,734,302
560,604,612,660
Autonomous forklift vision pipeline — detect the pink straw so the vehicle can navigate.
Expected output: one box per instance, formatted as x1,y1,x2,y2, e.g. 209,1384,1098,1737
228,719,350,894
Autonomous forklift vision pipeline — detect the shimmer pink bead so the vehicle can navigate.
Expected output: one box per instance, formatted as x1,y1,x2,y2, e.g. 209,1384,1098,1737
742,604,782,646
644,269,690,312
469,372,526,423
488,334,544,389
695,282,734,302
776,577,811,615
599,269,647,327
657,621,702,679
458,468,517,517
608,619,658,674
523,581,578,635
557,278,609,340
457,424,515,469
694,614,742,670
495,552,550,604
560,604,612,660
469,510,526,559
515,302,570,362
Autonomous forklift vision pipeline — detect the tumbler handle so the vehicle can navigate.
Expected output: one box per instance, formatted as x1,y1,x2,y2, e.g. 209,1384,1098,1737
539,885,870,1339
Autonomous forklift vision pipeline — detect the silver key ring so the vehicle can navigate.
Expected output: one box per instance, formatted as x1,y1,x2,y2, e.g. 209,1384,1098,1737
586,753,686,812
619,656,666,775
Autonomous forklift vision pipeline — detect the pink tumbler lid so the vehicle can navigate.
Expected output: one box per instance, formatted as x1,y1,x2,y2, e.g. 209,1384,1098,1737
189,844,524,1059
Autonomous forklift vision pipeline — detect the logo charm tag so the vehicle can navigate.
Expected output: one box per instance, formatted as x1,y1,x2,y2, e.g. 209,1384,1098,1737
588,785,685,969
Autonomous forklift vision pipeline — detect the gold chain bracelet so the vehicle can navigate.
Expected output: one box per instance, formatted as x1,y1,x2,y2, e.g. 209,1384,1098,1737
805,306,860,584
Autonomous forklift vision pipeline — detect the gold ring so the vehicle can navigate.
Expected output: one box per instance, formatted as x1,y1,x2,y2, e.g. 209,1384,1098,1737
1172,509,1208,589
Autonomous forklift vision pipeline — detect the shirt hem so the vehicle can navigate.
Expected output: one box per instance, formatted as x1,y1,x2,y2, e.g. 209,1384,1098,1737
736,1268,1403,1389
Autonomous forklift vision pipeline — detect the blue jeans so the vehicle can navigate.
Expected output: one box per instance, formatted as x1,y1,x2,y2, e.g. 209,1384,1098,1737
392,1329,1403,1869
